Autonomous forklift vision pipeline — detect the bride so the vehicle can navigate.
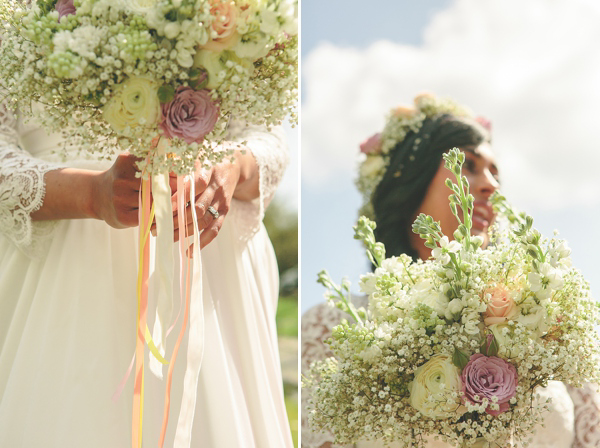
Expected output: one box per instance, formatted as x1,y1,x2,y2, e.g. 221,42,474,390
301,94,600,448
0,97,294,446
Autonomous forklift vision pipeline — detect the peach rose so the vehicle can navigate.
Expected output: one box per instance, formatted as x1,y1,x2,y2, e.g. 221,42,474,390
201,0,241,51
392,105,416,118
483,286,518,326
413,91,436,106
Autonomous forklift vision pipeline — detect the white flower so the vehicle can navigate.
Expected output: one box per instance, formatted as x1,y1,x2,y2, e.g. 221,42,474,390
359,155,386,180
514,300,549,337
528,262,564,299
409,354,465,419
432,236,461,265
421,291,449,318
278,0,298,35
193,49,227,89
125,0,158,14
359,273,378,294
445,298,464,319
102,77,160,133
233,31,271,61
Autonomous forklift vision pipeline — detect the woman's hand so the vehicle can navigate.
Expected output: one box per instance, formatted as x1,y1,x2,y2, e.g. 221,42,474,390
31,152,142,226
157,149,260,248
91,153,142,229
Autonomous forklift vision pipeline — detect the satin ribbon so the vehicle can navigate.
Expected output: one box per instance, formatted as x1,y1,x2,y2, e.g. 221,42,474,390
122,167,205,448
132,176,152,448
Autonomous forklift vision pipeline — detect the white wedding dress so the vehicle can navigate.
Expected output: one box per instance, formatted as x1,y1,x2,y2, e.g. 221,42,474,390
301,300,600,448
0,104,294,447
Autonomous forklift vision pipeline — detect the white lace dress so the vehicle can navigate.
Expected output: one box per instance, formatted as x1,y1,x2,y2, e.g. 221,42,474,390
301,300,600,448
0,105,294,448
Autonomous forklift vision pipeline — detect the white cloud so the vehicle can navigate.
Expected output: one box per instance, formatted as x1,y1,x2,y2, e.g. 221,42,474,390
302,0,600,210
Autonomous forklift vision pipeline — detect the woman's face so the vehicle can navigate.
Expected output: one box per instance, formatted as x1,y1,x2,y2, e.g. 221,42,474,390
411,143,499,258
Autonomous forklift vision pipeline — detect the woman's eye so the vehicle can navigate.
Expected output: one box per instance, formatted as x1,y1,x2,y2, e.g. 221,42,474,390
464,159,476,173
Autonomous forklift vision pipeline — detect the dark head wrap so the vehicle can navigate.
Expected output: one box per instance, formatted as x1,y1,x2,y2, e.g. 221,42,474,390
371,114,490,260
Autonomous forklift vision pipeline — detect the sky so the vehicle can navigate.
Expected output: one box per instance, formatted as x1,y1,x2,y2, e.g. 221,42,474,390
301,0,600,311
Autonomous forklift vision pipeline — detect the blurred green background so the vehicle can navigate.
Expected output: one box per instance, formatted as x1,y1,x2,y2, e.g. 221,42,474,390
264,200,298,447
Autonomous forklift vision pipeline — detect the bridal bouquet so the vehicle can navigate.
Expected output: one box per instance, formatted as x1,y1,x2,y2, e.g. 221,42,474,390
0,0,297,173
0,1,296,447
304,149,600,447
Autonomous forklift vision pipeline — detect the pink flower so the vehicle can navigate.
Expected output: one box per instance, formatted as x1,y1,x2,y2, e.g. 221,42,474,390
476,116,492,132
461,354,517,416
159,87,219,144
55,0,76,19
483,286,518,326
201,0,240,51
359,133,382,155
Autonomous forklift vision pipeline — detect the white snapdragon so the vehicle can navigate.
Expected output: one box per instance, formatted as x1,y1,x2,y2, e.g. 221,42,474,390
528,262,564,300
432,236,461,265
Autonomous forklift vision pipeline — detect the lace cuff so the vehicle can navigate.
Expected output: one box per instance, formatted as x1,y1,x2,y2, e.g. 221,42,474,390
227,120,289,241
301,303,355,448
0,105,63,257
568,383,600,447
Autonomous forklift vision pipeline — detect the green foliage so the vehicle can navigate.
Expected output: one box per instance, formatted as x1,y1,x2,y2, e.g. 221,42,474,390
276,295,298,337
264,199,298,276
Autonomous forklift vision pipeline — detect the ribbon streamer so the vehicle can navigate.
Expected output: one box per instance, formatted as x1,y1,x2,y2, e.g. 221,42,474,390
132,176,152,448
173,177,205,447
149,168,176,379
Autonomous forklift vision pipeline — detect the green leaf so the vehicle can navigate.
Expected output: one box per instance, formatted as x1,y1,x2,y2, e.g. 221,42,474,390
452,347,470,370
157,84,175,104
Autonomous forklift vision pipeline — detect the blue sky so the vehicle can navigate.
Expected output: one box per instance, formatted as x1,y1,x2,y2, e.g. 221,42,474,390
301,0,600,311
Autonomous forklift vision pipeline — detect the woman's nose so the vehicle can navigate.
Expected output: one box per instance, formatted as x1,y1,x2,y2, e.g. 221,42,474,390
474,169,499,199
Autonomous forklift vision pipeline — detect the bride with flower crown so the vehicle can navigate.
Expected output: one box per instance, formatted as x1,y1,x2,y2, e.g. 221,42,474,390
301,94,600,448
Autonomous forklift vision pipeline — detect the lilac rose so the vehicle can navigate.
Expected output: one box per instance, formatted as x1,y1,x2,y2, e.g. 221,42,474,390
55,0,76,19
461,354,517,416
159,87,219,144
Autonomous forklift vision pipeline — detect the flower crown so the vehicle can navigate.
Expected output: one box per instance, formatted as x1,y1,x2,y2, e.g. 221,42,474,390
356,93,477,219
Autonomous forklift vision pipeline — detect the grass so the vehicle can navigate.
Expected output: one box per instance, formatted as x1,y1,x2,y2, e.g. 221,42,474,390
277,293,298,447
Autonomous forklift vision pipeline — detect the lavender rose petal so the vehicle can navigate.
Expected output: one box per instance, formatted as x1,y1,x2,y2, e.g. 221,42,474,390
461,354,518,416
55,0,76,19
160,87,219,144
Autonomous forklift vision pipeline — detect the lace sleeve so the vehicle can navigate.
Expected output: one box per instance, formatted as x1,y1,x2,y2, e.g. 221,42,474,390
0,104,63,257
567,383,600,447
227,120,290,241
301,303,355,448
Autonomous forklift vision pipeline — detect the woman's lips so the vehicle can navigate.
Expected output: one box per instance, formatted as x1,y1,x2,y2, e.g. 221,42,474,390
472,202,494,231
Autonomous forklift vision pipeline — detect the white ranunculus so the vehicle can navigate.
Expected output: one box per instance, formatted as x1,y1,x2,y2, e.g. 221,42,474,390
102,77,160,133
409,354,465,419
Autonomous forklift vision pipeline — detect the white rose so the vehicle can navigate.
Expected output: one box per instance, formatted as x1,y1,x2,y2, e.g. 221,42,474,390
409,354,465,419
102,77,160,133
359,155,386,179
